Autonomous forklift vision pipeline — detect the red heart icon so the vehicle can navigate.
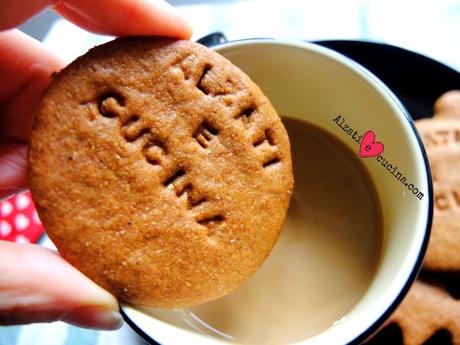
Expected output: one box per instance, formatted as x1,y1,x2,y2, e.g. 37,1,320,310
359,130,384,158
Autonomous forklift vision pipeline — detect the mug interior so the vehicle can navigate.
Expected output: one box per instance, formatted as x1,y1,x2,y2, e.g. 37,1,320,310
121,40,432,345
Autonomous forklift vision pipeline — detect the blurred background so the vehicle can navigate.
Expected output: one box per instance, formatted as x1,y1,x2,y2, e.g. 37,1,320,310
20,0,460,70
2,0,460,344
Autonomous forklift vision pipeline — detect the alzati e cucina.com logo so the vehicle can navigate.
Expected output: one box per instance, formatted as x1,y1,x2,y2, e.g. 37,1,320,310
333,115,424,200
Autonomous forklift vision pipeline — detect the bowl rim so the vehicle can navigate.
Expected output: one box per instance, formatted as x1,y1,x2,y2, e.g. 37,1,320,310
121,38,434,345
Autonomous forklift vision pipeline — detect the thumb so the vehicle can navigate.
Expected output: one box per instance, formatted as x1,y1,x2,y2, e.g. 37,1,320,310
0,240,122,330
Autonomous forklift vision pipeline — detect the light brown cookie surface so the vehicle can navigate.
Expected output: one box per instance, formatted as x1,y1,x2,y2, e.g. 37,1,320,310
434,90,460,119
415,93,460,271
374,281,460,345
367,91,460,345
416,119,460,183
29,37,293,308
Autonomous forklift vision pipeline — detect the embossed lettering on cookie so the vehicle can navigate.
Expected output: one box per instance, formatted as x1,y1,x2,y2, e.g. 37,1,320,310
28,37,294,308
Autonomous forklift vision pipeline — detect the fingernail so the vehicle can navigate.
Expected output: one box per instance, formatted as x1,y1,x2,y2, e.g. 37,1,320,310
62,306,123,330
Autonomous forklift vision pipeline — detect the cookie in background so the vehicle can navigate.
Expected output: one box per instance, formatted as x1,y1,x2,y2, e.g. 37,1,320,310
365,90,460,345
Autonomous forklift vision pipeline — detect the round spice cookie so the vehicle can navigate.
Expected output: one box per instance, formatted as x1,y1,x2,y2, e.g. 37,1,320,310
416,92,460,271
28,37,293,308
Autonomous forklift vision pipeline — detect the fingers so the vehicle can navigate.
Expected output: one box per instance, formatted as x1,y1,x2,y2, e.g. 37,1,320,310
54,0,192,38
0,0,50,30
0,0,192,39
0,30,64,142
0,0,190,329
0,30,63,107
0,240,122,330
0,30,61,198
0,143,28,200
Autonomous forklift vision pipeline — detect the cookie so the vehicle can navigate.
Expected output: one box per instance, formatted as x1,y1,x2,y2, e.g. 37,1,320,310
366,92,460,345
434,90,460,119
415,93,460,271
367,280,460,345
28,37,293,308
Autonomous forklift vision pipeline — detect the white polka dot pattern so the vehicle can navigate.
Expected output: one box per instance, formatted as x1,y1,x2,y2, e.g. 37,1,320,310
15,235,30,244
1,201,13,217
0,220,12,237
15,214,30,231
16,194,31,210
0,191,44,243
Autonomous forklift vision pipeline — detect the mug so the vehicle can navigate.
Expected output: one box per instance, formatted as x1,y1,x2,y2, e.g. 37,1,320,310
121,39,433,345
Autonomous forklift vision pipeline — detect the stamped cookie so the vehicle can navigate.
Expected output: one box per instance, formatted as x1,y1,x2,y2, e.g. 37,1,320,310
415,92,460,271
367,92,460,345
434,90,460,119
28,37,293,308
367,280,460,345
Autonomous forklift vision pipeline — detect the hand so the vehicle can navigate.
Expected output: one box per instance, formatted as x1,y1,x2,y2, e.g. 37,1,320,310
0,0,191,330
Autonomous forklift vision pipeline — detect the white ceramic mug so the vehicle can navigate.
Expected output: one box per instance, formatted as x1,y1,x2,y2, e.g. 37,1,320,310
121,39,433,345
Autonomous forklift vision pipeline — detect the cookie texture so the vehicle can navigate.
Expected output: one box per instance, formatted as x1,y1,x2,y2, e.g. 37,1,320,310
434,90,460,119
369,281,460,345
28,37,293,308
366,91,460,345
415,90,460,271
